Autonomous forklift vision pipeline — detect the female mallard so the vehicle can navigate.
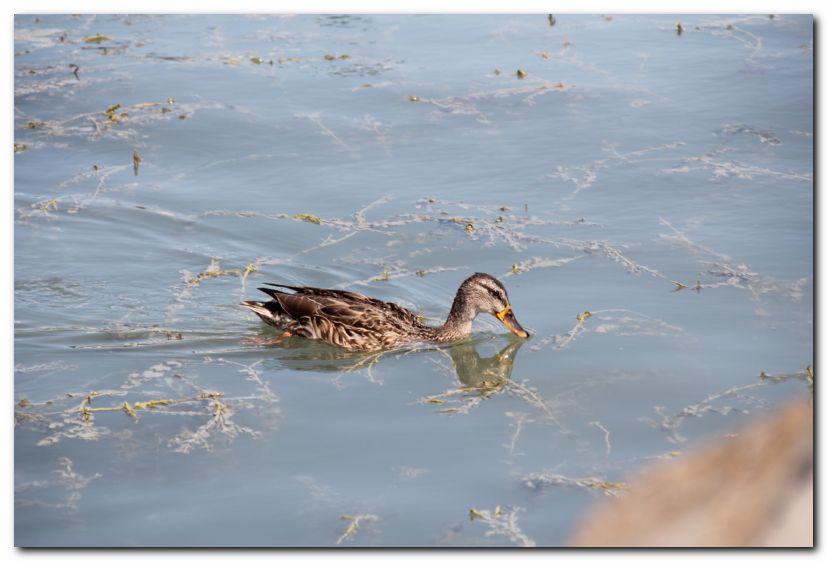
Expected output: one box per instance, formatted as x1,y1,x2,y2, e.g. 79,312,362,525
242,272,529,351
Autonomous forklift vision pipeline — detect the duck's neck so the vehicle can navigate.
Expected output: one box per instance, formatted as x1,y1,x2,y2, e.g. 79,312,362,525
433,288,476,341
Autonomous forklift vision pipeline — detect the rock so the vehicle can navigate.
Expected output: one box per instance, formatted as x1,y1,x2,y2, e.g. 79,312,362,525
569,399,813,547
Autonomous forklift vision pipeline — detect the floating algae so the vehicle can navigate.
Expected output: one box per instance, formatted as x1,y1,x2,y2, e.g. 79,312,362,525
336,514,379,545
31,198,59,214
184,258,258,288
522,472,628,497
292,213,322,225
83,34,112,44
467,505,535,547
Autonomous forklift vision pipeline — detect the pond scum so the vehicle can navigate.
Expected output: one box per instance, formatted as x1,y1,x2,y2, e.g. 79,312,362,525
14,15,812,545
15,357,279,453
467,505,535,548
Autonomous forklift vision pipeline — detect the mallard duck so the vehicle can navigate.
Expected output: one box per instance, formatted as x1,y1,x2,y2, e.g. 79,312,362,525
242,272,529,351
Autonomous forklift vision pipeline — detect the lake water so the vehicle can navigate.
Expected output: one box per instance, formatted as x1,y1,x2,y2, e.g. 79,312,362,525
14,14,813,547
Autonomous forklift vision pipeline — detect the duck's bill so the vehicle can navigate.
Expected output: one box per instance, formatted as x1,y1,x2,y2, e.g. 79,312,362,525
497,308,529,338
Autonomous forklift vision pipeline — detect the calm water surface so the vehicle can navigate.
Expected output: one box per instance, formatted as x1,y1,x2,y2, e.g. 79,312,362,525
14,14,813,546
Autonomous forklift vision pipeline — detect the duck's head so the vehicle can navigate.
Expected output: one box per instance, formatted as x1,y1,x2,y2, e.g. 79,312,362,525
454,272,529,338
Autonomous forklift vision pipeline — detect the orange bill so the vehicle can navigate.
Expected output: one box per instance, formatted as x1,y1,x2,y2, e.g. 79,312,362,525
495,305,529,338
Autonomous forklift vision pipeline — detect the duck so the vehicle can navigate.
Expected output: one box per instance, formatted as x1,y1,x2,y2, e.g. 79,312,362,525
242,272,529,351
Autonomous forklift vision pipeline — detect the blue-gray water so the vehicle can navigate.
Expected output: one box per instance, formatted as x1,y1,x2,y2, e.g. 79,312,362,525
14,14,812,547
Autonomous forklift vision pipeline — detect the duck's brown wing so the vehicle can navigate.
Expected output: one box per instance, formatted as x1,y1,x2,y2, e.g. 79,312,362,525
261,283,422,328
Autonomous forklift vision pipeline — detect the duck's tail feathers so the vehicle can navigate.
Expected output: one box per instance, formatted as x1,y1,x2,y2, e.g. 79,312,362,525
241,300,291,328
258,286,288,300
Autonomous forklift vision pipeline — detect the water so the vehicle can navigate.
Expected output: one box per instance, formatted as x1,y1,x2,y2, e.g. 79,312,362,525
14,14,813,547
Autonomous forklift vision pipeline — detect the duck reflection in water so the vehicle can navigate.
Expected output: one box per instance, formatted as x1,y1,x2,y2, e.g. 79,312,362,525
443,338,524,391
253,329,525,393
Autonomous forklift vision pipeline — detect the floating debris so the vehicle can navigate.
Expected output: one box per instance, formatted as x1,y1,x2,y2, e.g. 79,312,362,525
14,143,28,154
511,263,520,274
133,398,180,410
17,399,31,408
18,358,275,451
250,56,263,64
292,213,322,225
576,310,592,322
467,506,535,547
469,507,486,521
119,401,137,419
104,103,123,123
516,69,527,79
523,472,628,496
83,33,111,44
336,514,378,545
26,121,43,129
32,198,59,213
241,262,257,282
720,123,782,146
677,22,684,36
324,54,336,61
671,281,689,292
187,262,232,287
415,270,427,277
759,365,813,393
